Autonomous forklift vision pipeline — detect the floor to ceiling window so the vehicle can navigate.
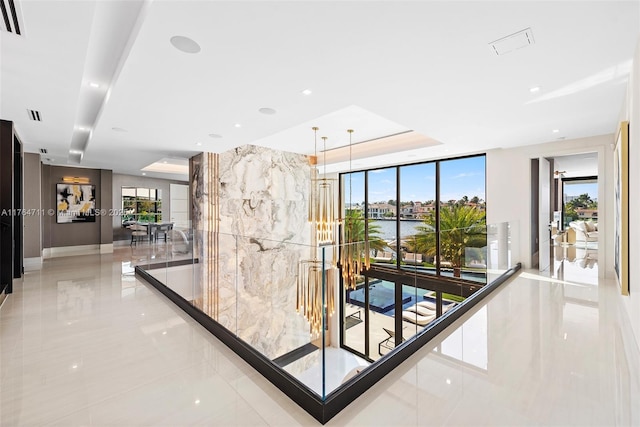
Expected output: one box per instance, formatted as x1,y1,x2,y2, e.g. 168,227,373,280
340,154,486,361
121,187,163,225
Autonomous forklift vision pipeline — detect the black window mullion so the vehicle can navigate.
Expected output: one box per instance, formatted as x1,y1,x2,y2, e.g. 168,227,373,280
435,161,441,276
395,166,403,346
364,171,370,358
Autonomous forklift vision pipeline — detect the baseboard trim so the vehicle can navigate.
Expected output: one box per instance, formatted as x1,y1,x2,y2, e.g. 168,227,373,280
43,244,101,259
0,292,7,310
24,257,43,271
100,243,113,254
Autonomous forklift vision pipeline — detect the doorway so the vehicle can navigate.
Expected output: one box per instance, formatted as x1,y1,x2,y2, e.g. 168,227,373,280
550,152,599,284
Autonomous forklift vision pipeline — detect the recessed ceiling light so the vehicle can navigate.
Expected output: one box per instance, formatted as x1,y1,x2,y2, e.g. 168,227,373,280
196,142,202,146
170,35,201,54
89,82,100,88
301,89,312,96
552,129,560,133
258,107,277,115
69,149,83,155
77,126,88,131
208,133,222,139
112,127,128,132
529,86,540,93
234,123,241,128
142,172,146,176
162,160,168,164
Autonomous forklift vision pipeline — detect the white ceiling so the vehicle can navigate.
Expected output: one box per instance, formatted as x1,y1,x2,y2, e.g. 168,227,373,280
1,1,639,180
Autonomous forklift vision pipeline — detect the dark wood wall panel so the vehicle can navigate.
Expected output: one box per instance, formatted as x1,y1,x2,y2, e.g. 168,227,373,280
0,120,15,293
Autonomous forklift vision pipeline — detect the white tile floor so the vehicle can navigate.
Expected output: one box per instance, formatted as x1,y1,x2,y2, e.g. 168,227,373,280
1,246,639,426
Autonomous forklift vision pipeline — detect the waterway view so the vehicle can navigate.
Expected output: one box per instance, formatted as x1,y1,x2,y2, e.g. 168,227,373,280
373,219,426,241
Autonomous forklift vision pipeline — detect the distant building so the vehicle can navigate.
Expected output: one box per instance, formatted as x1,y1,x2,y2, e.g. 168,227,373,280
368,203,396,219
576,208,598,219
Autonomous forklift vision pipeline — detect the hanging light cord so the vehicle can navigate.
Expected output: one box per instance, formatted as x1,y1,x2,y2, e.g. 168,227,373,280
348,130,353,215
322,137,328,175
313,127,318,160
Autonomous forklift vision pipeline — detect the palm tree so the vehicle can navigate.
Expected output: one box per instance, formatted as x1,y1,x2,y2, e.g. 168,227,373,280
408,204,486,276
342,209,387,252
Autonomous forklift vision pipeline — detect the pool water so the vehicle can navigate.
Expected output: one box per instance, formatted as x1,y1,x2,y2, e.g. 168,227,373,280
347,279,456,316
346,281,412,313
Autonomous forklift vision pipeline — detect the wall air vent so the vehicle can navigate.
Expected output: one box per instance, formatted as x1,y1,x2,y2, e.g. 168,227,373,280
0,0,24,36
39,148,47,154
489,27,535,56
27,109,42,121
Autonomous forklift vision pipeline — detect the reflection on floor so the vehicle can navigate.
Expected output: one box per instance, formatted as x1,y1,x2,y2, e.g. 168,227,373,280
1,244,638,426
282,347,369,397
552,242,599,303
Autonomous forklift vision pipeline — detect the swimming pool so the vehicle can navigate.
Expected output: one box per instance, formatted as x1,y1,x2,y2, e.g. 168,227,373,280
347,279,457,315
346,280,412,313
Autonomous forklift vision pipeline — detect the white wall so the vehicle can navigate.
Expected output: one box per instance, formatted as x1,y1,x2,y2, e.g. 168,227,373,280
620,37,640,352
486,134,612,278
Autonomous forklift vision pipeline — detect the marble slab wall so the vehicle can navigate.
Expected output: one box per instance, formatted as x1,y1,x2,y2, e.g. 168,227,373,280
191,146,314,360
189,152,219,318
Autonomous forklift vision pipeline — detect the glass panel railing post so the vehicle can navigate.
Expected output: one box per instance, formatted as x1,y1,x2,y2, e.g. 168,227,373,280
191,226,196,308
321,245,326,400
234,234,239,337
498,222,509,270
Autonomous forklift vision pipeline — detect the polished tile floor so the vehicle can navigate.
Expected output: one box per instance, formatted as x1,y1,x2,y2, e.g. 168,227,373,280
1,245,639,426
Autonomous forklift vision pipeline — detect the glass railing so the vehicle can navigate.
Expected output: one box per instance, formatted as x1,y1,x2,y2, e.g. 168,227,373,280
132,221,517,407
132,225,336,399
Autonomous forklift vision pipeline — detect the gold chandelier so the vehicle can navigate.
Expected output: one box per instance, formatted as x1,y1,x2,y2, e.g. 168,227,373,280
339,129,370,290
309,128,337,245
296,127,338,336
296,260,336,335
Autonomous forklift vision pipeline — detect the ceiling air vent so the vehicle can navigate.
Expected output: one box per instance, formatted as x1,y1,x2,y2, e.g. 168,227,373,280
0,0,24,36
27,109,42,121
489,27,535,56
39,148,47,154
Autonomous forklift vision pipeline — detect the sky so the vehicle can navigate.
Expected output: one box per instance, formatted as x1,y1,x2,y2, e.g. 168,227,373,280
342,156,486,205
564,182,598,201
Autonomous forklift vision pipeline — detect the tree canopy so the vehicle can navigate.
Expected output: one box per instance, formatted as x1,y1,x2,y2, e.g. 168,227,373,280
342,209,388,253
407,204,486,271
565,193,597,222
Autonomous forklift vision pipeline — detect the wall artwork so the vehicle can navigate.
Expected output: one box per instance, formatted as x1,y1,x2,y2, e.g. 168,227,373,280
56,183,96,223
613,121,629,295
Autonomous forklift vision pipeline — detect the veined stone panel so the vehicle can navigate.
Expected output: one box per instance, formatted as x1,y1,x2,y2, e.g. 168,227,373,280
189,152,220,319
191,145,314,360
218,145,309,241
218,145,312,359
